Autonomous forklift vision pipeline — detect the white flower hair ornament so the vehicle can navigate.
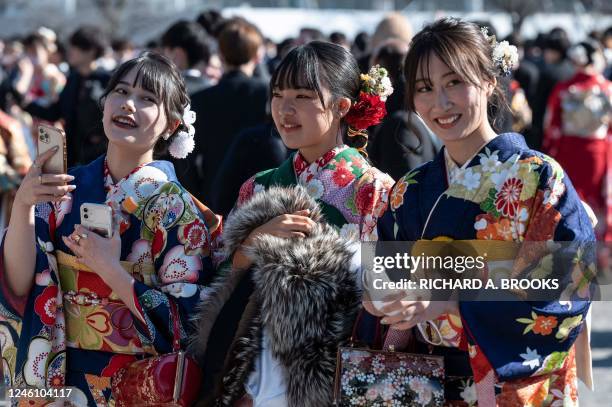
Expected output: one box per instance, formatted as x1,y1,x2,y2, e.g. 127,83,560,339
167,104,196,159
481,27,519,76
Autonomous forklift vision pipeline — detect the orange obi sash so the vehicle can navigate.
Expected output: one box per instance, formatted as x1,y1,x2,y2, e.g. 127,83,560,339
56,250,156,355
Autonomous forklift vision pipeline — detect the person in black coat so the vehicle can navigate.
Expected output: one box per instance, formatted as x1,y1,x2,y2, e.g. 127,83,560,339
188,18,269,203
23,26,110,167
210,122,291,216
530,32,574,149
367,39,440,179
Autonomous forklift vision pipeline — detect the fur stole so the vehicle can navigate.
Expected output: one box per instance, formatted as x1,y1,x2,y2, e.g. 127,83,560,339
189,186,362,406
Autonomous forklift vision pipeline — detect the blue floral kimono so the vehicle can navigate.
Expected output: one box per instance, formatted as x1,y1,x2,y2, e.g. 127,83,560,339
0,156,220,405
377,133,594,406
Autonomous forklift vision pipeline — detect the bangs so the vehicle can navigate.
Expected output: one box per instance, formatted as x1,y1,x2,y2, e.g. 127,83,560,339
405,32,484,110
270,46,326,106
132,60,169,101
106,57,172,102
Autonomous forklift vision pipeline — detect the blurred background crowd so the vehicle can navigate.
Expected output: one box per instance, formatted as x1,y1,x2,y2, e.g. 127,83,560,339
0,1,610,232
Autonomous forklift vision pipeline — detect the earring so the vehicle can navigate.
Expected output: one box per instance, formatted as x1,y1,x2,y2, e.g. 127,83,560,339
162,133,171,141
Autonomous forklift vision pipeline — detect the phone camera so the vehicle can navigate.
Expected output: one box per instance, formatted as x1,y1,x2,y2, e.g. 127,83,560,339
83,207,88,212
83,214,89,219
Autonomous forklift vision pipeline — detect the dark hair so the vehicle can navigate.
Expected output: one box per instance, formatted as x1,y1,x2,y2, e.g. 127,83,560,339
100,52,190,157
111,37,133,52
329,31,348,46
23,33,47,50
270,41,368,155
218,18,262,66
542,32,570,59
353,32,370,54
403,17,509,131
69,26,107,59
196,9,226,38
568,40,602,67
161,20,212,67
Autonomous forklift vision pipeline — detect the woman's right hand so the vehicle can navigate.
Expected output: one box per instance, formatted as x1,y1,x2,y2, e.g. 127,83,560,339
14,147,76,207
244,209,316,243
232,209,316,270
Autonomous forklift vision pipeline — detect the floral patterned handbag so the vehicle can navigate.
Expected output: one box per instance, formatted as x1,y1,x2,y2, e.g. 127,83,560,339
111,300,202,406
333,313,445,406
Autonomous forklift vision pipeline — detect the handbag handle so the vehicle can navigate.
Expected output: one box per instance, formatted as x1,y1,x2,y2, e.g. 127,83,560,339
168,300,181,352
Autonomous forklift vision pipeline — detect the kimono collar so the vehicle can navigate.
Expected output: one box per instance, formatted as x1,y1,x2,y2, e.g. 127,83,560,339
293,144,349,181
103,157,178,192
441,132,528,175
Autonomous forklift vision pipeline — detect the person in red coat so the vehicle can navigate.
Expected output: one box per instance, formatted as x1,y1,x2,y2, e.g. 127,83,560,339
543,40,611,241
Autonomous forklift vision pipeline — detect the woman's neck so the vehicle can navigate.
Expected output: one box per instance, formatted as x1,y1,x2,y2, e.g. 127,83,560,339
105,144,154,182
299,141,343,164
298,126,343,164
444,121,498,166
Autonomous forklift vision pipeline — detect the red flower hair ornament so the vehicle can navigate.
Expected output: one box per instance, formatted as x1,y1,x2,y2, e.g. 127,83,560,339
344,65,394,155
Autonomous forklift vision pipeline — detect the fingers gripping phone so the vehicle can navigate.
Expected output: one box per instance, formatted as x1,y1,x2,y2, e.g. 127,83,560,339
80,203,113,238
37,124,67,182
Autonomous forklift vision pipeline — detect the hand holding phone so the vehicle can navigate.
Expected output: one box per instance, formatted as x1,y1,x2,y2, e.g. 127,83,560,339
80,203,113,238
37,124,67,179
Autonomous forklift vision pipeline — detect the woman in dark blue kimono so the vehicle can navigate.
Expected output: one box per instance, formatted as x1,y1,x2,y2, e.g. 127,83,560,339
0,52,219,405
371,18,596,405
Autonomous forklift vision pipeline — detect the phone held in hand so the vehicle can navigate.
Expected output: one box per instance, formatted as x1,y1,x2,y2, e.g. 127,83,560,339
80,203,113,238
37,124,67,177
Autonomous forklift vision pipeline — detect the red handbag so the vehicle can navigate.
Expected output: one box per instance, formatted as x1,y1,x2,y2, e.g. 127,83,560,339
111,300,202,406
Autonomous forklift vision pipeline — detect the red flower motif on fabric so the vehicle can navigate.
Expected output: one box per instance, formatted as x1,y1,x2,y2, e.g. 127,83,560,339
34,285,58,326
355,183,377,215
293,153,309,177
332,166,355,187
178,219,209,256
237,177,255,207
345,92,387,130
495,178,523,217
533,315,558,336
316,149,337,168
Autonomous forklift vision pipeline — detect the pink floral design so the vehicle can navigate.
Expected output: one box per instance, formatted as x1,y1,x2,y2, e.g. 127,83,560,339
355,183,377,215
52,192,73,227
159,246,202,284
237,176,256,207
178,218,209,256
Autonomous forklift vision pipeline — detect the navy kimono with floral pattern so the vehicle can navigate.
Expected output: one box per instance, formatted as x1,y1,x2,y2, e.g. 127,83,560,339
0,156,219,405
377,133,594,406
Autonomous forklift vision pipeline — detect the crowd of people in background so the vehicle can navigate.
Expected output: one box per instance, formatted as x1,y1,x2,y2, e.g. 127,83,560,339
0,10,612,237
0,11,610,234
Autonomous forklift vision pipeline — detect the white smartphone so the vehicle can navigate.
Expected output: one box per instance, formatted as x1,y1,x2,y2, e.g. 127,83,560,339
80,203,113,238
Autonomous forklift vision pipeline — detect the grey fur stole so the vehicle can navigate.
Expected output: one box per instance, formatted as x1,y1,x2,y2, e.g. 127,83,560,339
190,186,362,406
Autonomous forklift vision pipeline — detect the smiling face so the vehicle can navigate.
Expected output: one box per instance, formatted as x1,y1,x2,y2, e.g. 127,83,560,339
271,85,341,160
102,67,171,155
413,52,492,145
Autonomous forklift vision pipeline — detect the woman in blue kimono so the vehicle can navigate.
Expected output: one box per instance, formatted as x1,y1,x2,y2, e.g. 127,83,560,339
371,18,595,405
0,52,219,405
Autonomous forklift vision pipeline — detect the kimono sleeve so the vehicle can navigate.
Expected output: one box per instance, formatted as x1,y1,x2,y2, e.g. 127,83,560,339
376,172,417,242
459,157,594,382
127,182,219,354
0,202,57,320
357,168,394,242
